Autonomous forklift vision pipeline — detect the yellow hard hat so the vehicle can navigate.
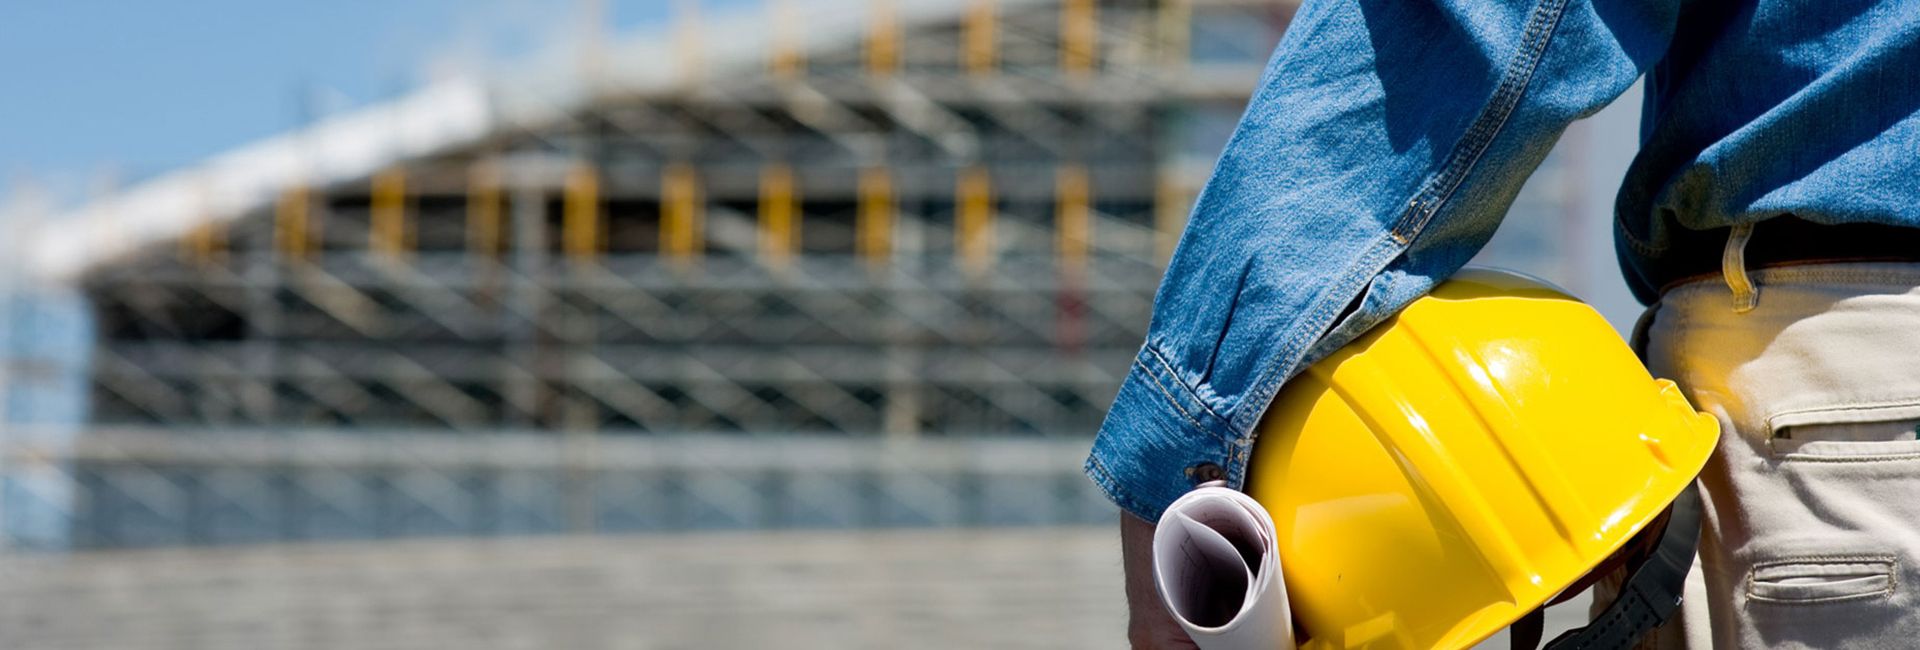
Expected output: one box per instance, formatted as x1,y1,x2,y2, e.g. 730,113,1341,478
1245,268,1718,649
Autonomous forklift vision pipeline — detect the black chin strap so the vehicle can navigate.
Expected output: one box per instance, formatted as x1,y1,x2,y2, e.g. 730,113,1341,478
1514,482,1702,650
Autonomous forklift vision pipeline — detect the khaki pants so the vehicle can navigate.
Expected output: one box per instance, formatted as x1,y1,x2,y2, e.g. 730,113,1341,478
1609,262,1920,648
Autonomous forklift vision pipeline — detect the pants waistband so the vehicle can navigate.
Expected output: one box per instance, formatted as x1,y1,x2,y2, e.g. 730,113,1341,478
1648,262,1920,437
1651,216,1920,302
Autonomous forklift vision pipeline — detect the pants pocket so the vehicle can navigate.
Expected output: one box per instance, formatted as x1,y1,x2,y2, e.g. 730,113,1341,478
1731,407,1920,645
1747,557,1896,604
1770,408,1920,459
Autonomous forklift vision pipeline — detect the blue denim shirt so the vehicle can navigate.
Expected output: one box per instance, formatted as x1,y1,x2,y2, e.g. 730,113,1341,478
1088,0,1920,523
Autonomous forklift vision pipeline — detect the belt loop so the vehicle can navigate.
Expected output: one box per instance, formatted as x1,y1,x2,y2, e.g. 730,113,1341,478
1722,223,1758,313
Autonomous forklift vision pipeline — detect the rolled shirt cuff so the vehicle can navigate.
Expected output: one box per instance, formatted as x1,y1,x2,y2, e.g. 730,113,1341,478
1084,344,1245,523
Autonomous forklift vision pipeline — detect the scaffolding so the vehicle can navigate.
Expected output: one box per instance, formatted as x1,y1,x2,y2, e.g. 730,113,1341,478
10,0,1304,547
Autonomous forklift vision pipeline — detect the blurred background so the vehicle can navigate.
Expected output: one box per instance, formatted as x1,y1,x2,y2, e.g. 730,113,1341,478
0,0,1642,647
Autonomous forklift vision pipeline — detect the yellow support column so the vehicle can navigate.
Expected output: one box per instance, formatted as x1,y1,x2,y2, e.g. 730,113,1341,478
1061,0,1098,78
759,164,800,268
183,178,225,265
957,166,994,276
1155,170,1189,263
964,0,998,76
563,164,602,261
661,163,704,267
468,163,503,259
1158,0,1191,69
867,0,900,78
183,222,227,266
858,167,894,267
768,0,806,80
370,168,409,260
276,183,313,261
1056,165,1091,272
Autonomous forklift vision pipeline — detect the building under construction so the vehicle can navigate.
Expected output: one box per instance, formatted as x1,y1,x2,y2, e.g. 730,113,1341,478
63,0,1293,432
1,0,1606,549
0,0,1297,548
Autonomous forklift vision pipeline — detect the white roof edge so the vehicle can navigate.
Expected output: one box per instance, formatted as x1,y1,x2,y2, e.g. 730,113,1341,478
26,0,1050,281
28,78,495,280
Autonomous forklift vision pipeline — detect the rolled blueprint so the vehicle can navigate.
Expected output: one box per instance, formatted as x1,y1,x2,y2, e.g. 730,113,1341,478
1152,486,1295,650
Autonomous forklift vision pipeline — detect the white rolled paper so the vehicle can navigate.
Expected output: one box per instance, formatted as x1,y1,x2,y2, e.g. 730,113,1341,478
1152,486,1295,650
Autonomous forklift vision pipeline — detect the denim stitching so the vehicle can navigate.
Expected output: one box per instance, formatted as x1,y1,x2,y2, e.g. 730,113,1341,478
1233,236,1400,435
1083,454,1155,520
1133,358,1202,430
1101,345,1235,516
1221,241,1405,491
1389,0,1572,244
1235,254,1373,434
1136,345,1235,446
1144,343,1233,431
1135,356,1230,446
1617,214,1666,255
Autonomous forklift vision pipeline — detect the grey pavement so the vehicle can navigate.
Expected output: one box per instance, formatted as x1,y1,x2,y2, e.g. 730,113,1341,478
0,527,1127,649
0,526,1591,649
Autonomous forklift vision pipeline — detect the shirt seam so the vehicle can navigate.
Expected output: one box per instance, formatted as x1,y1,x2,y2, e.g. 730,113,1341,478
1230,236,1401,436
1083,453,1156,520
1391,0,1572,245
1140,343,1234,440
1617,212,1667,255
1132,356,1226,446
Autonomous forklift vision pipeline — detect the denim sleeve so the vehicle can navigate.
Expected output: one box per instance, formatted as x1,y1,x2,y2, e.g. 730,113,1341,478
1087,0,1683,522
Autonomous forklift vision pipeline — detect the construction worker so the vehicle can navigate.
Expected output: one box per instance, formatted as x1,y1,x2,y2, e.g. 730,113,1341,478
1089,0,1920,647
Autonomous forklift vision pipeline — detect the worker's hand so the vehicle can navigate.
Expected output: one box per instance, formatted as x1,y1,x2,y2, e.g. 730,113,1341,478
1121,511,1201,649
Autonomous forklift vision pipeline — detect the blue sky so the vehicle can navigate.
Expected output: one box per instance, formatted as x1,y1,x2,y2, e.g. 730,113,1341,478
0,1,750,208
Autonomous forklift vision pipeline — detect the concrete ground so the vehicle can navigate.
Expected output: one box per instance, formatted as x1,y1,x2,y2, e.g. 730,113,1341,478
0,527,1590,649
0,528,1126,649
